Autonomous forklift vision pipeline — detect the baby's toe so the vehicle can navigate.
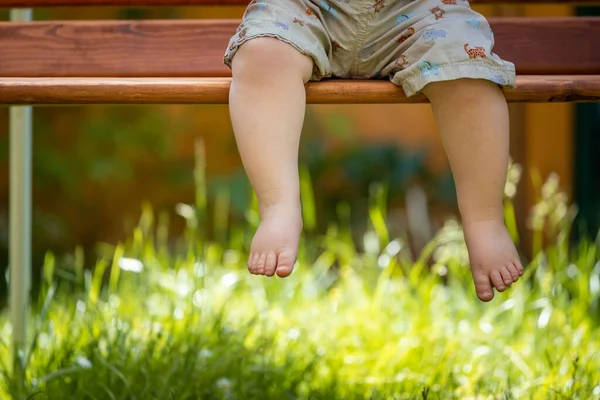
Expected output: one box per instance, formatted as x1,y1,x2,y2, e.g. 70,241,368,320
473,272,494,302
257,253,267,275
248,253,256,274
499,266,513,287
507,263,520,282
264,252,277,277
251,253,261,274
514,259,525,275
491,270,507,292
275,247,297,278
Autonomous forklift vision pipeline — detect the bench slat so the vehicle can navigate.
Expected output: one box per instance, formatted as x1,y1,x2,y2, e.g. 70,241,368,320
0,76,598,104
0,18,598,77
0,0,597,6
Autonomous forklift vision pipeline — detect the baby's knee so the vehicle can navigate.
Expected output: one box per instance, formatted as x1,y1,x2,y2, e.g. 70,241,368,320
231,38,313,83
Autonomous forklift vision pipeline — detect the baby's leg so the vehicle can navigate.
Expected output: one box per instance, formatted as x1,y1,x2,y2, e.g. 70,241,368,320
230,38,313,278
422,79,524,302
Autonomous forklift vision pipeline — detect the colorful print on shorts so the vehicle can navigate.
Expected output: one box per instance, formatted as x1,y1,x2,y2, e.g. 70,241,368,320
422,28,448,40
305,7,318,18
396,13,415,25
466,18,480,29
419,61,441,78
464,43,486,59
397,27,415,44
273,21,290,30
374,0,386,12
430,6,445,19
395,54,409,68
320,1,338,19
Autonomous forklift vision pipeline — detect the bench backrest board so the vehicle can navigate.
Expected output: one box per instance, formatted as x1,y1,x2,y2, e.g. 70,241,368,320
0,0,597,5
1,0,599,78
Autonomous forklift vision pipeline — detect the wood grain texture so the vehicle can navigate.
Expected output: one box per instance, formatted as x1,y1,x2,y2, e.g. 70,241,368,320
0,76,598,104
0,0,598,6
0,20,233,77
1,18,599,77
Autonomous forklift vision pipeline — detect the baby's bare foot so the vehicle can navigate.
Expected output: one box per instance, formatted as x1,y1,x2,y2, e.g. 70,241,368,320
248,201,302,278
463,219,524,302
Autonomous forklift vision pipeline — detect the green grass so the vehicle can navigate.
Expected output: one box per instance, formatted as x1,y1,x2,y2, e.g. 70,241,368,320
0,157,599,399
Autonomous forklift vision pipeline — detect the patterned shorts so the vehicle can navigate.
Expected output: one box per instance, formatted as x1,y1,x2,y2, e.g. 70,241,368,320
223,0,516,97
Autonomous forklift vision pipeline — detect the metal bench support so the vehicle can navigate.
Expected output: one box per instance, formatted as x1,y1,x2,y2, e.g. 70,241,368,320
9,7,33,372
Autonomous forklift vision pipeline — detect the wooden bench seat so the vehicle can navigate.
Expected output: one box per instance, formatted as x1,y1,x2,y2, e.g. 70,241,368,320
2,76,599,104
1,12,600,104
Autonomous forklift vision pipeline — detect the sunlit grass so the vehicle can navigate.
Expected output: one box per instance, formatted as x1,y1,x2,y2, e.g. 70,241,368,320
0,154,599,399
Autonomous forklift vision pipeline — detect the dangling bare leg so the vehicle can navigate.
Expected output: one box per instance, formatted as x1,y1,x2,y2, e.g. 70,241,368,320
423,79,524,301
229,38,313,278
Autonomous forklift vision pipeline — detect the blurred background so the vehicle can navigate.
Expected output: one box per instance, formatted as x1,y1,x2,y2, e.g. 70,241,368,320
0,3,598,302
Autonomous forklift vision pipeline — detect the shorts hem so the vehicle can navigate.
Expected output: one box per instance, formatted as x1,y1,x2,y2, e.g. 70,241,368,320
393,60,516,97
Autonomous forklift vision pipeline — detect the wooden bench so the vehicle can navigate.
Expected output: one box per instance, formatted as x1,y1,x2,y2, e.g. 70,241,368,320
1,0,599,370
1,0,600,103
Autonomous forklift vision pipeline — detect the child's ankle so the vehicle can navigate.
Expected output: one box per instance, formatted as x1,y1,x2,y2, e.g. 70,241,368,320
257,190,300,215
460,207,504,225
